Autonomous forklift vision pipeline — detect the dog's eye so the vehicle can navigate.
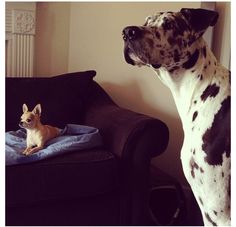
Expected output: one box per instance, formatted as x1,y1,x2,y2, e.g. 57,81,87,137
26,119,31,123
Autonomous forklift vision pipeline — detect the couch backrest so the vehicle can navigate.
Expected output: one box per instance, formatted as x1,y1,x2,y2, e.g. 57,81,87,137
6,71,96,131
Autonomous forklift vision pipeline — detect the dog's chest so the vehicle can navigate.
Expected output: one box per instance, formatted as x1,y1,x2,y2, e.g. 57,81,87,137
26,130,43,146
180,88,229,171
179,68,230,213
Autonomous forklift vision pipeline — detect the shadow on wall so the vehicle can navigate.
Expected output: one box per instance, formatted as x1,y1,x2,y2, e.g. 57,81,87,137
100,79,188,186
212,2,231,69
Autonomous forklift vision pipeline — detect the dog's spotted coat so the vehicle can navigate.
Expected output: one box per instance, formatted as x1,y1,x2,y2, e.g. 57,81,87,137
122,8,230,226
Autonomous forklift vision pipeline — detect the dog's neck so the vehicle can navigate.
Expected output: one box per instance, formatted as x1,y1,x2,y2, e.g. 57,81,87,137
153,38,218,122
27,120,43,133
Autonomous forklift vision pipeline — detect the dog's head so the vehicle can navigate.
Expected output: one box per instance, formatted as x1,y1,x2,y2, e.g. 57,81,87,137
19,104,42,130
122,8,218,71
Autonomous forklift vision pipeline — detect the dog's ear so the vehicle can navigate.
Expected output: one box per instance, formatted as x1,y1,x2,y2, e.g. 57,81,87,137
180,8,219,33
22,104,28,113
32,104,42,116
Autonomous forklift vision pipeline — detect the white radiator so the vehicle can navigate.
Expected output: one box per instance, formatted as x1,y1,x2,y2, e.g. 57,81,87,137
6,9,35,77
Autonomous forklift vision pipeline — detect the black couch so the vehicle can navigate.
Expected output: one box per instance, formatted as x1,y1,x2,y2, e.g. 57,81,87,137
6,70,169,226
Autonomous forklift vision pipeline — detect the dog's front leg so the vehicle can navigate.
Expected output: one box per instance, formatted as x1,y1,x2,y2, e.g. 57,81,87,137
24,144,44,156
22,146,33,155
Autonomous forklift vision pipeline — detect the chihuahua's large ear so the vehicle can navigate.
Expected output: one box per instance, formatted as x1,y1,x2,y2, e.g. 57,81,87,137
32,104,42,116
180,8,219,32
22,104,28,113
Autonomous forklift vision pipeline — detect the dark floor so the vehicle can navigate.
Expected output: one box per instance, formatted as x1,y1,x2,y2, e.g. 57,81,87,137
183,187,204,226
149,166,204,226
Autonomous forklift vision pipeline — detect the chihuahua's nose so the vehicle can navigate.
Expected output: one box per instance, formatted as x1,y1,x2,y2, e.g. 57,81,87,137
122,26,142,41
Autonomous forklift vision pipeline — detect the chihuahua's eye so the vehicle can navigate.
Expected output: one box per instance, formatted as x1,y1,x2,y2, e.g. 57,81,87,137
26,119,31,123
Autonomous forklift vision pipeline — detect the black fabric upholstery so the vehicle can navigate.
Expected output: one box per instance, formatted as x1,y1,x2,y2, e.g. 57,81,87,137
6,149,118,207
5,71,169,225
6,71,96,130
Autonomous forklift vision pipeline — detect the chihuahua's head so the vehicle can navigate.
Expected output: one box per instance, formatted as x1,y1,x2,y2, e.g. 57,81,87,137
19,104,42,130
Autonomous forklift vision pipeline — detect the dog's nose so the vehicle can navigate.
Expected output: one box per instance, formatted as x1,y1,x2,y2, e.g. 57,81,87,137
122,26,142,41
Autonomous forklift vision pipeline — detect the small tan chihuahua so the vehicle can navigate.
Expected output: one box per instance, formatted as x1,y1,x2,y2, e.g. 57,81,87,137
19,104,60,156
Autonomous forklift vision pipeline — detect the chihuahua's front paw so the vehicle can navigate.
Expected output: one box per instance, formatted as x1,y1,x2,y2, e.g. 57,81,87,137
25,151,32,156
22,147,32,156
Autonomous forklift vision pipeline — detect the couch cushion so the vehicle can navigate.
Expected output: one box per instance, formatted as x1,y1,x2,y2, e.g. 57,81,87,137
6,148,118,207
6,70,96,131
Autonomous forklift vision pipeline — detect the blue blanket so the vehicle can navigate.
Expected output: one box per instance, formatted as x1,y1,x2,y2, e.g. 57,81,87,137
6,124,102,166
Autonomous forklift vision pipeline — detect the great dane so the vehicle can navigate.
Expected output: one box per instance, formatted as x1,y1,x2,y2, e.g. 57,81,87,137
122,8,230,226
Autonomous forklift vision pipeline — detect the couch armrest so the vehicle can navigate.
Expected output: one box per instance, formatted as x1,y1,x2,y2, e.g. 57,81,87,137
87,106,169,225
84,82,169,225
84,82,169,160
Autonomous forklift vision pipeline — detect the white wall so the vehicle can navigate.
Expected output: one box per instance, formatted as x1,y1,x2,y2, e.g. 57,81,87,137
35,3,70,76
68,2,201,185
212,2,231,69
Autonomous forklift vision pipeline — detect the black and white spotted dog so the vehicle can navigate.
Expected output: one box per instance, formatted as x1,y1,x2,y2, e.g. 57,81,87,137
122,8,230,226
